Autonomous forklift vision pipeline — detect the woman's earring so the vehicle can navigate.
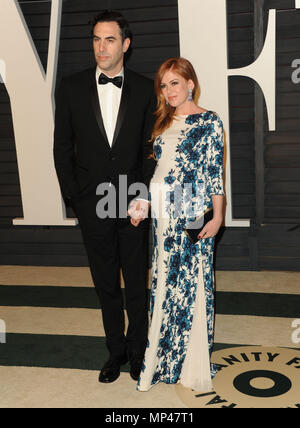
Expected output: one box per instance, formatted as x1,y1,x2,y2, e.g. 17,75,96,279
166,100,169,106
188,88,193,102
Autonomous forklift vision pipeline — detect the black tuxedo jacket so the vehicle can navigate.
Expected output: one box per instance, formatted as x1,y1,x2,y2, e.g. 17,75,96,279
53,67,157,204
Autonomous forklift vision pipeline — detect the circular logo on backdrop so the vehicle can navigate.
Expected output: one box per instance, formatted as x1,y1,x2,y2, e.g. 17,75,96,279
175,347,300,408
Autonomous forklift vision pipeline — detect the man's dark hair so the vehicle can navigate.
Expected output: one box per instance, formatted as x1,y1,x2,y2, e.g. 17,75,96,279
90,10,132,42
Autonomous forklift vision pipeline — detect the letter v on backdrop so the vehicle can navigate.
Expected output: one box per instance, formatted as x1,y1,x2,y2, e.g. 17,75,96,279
0,0,76,226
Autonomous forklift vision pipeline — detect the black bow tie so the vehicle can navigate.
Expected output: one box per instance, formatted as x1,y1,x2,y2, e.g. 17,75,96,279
98,73,123,88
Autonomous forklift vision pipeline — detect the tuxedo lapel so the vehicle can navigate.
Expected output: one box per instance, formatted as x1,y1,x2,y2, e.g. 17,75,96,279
111,72,131,149
88,68,131,150
89,74,111,150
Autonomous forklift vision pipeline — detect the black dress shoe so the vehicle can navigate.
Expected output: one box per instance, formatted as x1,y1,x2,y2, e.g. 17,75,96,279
129,354,144,381
99,354,128,383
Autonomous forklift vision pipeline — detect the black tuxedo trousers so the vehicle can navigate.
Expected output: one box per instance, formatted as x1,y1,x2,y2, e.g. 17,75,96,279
74,195,149,357
54,67,157,358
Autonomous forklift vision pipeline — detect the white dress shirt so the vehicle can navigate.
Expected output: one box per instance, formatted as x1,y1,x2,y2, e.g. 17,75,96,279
96,66,124,147
95,66,149,207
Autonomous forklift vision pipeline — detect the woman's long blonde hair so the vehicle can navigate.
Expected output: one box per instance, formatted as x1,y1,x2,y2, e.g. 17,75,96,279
150,57,200,144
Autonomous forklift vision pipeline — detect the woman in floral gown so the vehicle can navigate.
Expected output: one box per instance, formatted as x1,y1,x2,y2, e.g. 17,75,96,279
134,58,225,392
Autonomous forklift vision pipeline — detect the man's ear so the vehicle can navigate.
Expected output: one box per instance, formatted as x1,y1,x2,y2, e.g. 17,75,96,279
123,37,131,53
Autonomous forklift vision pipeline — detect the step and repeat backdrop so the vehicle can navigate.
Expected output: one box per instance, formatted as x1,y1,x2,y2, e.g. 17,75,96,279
0,0,299,270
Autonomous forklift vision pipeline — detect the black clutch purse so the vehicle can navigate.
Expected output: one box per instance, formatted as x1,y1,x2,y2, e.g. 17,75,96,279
184,208,214,244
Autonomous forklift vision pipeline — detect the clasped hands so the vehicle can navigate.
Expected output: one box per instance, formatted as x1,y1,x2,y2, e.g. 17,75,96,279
127,200,223,237
127,199,150,227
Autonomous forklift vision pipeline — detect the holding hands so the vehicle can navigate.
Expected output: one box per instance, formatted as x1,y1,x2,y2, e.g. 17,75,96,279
127,199,150,227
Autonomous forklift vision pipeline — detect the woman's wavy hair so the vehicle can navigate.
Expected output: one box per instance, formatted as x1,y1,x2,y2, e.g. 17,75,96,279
150,57,200,145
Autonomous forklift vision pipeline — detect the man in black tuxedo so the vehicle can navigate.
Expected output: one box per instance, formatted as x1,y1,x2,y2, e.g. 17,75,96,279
53,11,156,383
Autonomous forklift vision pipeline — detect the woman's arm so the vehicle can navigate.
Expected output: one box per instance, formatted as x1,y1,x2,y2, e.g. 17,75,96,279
199,115,225,239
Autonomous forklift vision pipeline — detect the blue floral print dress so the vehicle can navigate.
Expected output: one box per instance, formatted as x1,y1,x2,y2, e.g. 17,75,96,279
137,111,225,392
